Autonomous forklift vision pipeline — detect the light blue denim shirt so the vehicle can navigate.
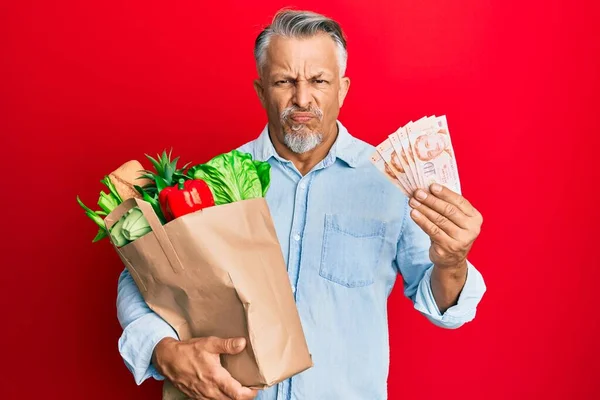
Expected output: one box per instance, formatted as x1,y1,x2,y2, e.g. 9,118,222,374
116,120,486,399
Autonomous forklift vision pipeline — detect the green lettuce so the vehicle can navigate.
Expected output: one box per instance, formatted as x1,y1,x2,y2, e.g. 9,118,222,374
188,150,271,205
253,160,271,197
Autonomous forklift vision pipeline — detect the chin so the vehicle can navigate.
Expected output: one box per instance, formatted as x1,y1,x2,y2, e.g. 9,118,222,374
283,128,324,154
291,122,324,136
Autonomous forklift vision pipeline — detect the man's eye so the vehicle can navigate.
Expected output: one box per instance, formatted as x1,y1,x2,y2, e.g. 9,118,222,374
275,80,291,85
313,79,327,84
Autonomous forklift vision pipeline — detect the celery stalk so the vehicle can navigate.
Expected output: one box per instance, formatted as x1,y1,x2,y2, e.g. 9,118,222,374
77,196,105,229
98,191,120,214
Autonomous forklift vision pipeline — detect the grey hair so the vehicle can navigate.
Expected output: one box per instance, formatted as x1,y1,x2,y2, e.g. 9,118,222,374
254,9,348,76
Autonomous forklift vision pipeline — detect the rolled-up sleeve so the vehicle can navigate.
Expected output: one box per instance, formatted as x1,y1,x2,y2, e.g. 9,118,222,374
116,268,179,385
413,260,486,329
394,199,486,329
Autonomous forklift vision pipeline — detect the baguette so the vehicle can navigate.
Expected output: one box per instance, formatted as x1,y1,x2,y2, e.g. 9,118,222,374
109,160,151,201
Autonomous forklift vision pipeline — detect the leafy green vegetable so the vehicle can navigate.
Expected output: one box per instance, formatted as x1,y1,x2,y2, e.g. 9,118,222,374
188,150,270,205
93,229,108,242
134,185,167,225
121,207,152,241
253,160,271,197
98,191,120,214
77,196,105,229
100,175,123,203
109,215,130,247
139,149,190,197
77,195,111,243
78,175,126,243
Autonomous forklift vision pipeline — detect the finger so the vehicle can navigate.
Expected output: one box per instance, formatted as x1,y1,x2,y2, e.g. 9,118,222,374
212,389,233,400
214,369,257,400
206,337,247,355
429,183,478,217
198,387,232,400
410,207,457,247
173,382,201,400
412,188,469,229
191,379,232,400
409,197,462,239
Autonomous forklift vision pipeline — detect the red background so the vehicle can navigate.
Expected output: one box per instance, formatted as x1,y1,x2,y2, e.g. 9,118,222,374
2,0,599,399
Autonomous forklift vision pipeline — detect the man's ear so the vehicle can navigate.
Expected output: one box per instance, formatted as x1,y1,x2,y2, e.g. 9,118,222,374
338,76,351,108
253,79,266,109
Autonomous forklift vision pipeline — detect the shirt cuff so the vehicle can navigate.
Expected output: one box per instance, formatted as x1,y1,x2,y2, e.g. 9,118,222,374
118,312,179,385
413,260,486,329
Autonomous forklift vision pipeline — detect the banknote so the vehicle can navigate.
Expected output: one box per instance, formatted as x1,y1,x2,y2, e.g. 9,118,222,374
375,139,413,194
405,116,436,188
407,115,461,194
395,125,421,189
389,129,417,191
369,151,410,196
370,115,462,198
433,115,461,193
403,121,423,188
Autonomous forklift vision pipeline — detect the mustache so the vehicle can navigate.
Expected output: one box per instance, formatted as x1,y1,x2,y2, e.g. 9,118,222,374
280,105,324,122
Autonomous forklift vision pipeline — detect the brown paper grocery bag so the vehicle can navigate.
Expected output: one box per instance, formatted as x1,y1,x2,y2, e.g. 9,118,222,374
105,198,313,399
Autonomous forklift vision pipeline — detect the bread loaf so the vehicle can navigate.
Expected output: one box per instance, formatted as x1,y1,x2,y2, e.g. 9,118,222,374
109,160,152,201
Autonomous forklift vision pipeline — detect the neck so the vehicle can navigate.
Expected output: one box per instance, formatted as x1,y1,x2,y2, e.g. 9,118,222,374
269,122,339,175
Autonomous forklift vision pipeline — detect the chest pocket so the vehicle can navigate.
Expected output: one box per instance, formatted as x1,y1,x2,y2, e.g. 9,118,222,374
319,213,387,288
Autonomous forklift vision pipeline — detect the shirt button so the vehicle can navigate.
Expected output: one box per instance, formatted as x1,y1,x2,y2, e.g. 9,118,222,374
300,182,307,189
293,234,301,241
291,286,296,293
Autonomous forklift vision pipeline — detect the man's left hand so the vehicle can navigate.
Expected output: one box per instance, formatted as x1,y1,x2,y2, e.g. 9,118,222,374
408,183,483,268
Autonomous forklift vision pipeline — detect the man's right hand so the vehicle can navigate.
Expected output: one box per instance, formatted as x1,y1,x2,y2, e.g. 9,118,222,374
152,336,259,400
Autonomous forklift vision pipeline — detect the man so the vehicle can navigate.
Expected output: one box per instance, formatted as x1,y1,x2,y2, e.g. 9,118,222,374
116,9,486,400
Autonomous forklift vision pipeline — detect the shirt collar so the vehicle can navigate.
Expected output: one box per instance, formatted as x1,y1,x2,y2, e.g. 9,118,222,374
255,120,359,168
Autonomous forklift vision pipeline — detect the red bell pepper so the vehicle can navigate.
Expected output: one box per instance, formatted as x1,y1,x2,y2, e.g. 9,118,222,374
159,178,215,221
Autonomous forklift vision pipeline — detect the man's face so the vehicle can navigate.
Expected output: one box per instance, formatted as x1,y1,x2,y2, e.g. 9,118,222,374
415,133,448,161
254,34,350,154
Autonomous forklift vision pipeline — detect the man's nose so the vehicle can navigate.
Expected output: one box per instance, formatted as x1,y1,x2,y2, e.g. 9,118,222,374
292,81,312,109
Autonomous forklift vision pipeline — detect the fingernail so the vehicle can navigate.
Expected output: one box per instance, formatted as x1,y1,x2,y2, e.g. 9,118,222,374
411,209,422,218
409,198,421,208
415,190,427,200
431,183,442,193
234,338,245,349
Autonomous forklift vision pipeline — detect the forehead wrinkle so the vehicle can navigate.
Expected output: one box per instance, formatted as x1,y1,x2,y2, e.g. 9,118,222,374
263,35,338,79
268,63,332,81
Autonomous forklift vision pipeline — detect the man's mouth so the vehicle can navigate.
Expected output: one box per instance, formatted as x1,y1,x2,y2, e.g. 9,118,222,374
289,113,315,123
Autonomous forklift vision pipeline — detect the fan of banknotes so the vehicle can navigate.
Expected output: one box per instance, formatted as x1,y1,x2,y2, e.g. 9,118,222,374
370,115,461,198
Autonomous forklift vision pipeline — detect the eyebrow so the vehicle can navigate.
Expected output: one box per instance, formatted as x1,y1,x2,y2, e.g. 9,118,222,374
310,72,335,80
270,71,331,80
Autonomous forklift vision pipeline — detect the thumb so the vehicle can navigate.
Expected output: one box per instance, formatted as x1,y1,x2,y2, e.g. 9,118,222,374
209,337,247,355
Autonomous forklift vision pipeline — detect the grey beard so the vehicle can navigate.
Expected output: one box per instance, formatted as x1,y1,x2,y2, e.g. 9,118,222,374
283,129,323,154
279,105,324,154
